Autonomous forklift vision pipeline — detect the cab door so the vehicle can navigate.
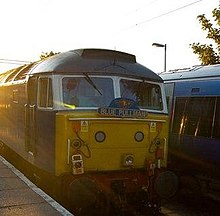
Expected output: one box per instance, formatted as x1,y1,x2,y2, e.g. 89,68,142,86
25,76,38,155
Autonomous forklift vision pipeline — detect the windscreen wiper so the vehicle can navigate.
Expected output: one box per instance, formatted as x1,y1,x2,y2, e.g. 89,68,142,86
83,73,102,96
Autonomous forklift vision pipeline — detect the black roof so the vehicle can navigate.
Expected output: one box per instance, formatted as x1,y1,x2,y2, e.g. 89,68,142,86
30,49,162,82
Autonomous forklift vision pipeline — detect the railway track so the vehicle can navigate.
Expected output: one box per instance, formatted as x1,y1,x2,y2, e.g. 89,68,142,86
161,189,220,216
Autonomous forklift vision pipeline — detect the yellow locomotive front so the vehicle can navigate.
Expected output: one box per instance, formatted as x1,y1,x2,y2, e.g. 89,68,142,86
54,74,175,215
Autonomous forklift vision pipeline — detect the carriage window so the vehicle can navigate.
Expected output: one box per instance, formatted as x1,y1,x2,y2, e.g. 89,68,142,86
172,97,215,138
62,77,114,108
213,97,220,139
164,82,174,112
172,98,187,134
120,79,163,110
38,77,53,108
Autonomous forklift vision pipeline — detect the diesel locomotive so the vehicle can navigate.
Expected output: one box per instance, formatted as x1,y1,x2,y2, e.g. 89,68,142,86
0,49,177,215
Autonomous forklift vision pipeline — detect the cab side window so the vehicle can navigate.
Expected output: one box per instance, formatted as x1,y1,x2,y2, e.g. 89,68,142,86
28,77,38,105
38,77,53,108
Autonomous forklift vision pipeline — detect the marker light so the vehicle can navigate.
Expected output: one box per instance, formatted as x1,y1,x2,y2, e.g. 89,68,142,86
95,131,106,142
134,131,144,142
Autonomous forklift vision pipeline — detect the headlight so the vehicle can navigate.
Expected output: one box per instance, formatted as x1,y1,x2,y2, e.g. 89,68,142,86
95,131,106,142
123,154,134,167
134,131,144,142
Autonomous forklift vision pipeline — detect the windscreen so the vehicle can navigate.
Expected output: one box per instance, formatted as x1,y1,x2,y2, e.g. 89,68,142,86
120,79,163,110
62,77,114,108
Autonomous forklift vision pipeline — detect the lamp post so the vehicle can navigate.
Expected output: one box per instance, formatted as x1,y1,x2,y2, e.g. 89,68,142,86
152,43,167,72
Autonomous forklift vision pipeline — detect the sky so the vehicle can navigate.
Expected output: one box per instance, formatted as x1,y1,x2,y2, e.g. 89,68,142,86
0,0,219,73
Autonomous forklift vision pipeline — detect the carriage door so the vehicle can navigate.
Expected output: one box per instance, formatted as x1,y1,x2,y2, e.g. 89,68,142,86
25,76,38,155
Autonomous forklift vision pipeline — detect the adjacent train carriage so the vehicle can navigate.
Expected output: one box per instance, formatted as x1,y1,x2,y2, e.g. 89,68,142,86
0,49,176,215
160,64,220,199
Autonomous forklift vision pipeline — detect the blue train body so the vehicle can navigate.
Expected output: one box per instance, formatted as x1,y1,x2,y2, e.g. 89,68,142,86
160,64,220,197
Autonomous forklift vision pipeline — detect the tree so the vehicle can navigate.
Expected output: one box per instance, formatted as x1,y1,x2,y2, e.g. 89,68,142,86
190,8,220,65
40,51,60,60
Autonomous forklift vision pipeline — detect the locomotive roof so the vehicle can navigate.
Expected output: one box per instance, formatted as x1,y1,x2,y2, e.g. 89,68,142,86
29,49,162,82
160,64,220,82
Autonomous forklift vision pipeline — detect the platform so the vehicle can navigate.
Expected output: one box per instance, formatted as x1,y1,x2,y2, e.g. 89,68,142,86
0,156,73,216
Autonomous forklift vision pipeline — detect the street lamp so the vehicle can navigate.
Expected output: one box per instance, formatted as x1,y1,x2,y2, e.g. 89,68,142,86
152,43,167,72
